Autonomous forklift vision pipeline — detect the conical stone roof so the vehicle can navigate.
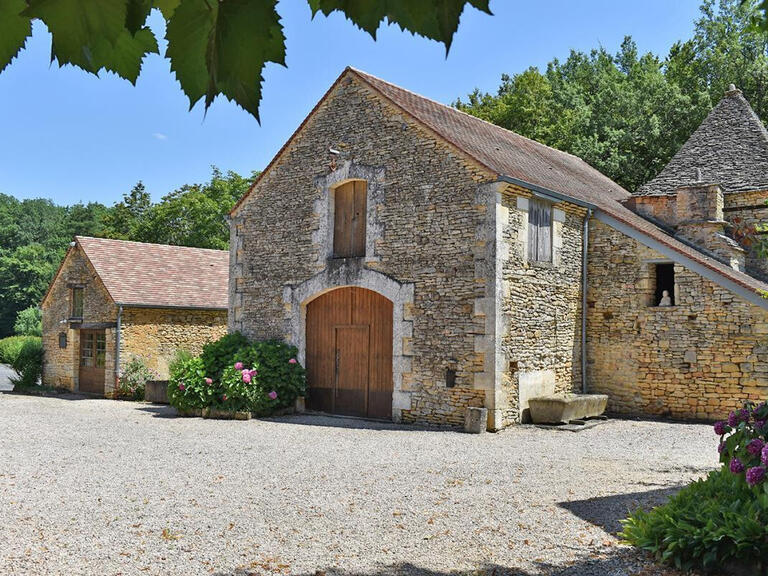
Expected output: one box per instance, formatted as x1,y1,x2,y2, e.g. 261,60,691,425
635,85,768,196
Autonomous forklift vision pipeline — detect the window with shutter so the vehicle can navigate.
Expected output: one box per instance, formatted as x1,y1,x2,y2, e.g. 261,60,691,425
528,199,552,263
333,180,367,258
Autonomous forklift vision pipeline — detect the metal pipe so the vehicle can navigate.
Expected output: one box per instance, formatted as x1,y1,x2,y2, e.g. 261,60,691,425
115,304,123,385
581,208,592,394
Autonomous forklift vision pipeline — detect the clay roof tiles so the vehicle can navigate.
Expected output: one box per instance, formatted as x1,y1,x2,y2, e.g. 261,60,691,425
75,236,229,309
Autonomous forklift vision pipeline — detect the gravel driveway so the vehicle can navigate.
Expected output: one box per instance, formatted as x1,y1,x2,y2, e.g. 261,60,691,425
0,394,717,576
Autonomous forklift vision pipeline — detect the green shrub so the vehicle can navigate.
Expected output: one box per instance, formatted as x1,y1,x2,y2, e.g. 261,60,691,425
622,400,768,573
112,356,154,401
167,356,212,412
0,335,36,364
237,339,306,412
168,348,193,376
199,332,249,382
10,337,43,390
13,306,42,337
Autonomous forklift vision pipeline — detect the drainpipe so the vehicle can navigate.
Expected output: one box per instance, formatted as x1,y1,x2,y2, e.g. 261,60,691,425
581,209,592,394
115,304,123,385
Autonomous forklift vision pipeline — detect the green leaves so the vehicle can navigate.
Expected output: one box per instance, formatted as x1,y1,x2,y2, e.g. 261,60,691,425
166,0,285,120
308,0,491,52
0,0,32,73
0,0,487,120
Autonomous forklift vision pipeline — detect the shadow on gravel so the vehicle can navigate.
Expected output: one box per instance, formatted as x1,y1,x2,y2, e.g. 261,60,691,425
212,551,681,576
263,413,457,433
558,486,683,535
136,404,178,418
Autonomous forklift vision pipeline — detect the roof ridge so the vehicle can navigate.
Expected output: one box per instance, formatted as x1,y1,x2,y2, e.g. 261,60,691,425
75,236,228,254
347,67,593,167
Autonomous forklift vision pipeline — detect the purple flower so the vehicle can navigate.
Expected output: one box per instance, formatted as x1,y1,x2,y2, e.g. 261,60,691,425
178,383,186,391
234,362,243,370
718,441,726,454
728,411,740,427
747,438,765,457
740,408,750,422
730,458,745,474
762,445,768,466
714,421,728,435
756,419,766,430
268,390,278,400
746,466,766,487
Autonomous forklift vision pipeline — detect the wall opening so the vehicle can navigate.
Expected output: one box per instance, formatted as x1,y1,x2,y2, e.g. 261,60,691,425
653,263,675,306
333,180,367,258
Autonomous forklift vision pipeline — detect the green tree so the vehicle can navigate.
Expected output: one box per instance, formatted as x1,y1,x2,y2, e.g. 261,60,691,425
0,244,58,337
13,305,42,337
0,1,491,121
102,182,152,240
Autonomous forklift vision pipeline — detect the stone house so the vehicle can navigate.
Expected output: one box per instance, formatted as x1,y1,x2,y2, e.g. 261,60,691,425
41,237,228,395
229,68,768,429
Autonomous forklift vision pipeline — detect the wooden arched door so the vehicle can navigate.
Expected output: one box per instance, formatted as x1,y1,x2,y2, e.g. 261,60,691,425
306,287,393,419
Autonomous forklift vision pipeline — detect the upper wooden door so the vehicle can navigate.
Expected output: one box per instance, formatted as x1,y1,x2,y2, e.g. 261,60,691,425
333,181,366,258
306,287,393,419
79,329,106,395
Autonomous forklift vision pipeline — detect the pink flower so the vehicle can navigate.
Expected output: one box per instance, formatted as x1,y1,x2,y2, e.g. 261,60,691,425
242,372,252,384
204,377,213,385
289,358,297,364
268,390,278,400
178,383,186,391
222,394,228,402
234,362,243,370
250,369,258,377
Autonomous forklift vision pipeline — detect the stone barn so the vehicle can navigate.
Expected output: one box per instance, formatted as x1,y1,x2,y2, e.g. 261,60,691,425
228,68,768,429
41,237,228,396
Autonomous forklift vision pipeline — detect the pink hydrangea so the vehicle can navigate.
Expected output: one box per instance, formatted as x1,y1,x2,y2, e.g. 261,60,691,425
242,372,252,384
268,390,278,400
289,358,297,364
249,369,258,377
204,377,213,385
234,362,243,370
178,383,186,391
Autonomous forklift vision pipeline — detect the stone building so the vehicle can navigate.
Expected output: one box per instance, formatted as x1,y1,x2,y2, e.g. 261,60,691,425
41,237,228,395
229,68,768,429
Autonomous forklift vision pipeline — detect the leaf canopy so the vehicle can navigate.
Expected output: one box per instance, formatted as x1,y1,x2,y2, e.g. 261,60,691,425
0,0,488,120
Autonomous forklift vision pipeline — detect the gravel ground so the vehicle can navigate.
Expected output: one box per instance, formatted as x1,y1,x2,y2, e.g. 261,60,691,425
0,394,717,576
0,363,13,391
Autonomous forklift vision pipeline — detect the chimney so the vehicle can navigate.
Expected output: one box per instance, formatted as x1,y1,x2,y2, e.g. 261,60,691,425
674,181,745,271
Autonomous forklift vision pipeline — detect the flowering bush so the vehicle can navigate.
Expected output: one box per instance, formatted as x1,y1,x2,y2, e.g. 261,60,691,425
237,339,306,412
622,400,768,572
167,356,212,412
112,356,154,401
200,332,250,382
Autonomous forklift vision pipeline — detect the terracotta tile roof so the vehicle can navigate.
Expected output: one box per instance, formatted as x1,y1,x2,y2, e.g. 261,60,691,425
636,87,768,196
75,237,229,309
347,69,768,298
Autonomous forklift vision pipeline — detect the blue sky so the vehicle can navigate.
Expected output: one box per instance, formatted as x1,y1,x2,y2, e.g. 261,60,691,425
0,0,701,205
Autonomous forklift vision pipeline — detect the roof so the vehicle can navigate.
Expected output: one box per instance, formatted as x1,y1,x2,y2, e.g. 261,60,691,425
636,86,768,196
71,237,229,309
230,67,768,304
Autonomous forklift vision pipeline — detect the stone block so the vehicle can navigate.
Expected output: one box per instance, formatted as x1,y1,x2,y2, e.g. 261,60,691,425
464,406,488,433
528,394,608,424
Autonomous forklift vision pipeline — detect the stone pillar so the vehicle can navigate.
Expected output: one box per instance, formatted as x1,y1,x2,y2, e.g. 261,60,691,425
674,183,745,271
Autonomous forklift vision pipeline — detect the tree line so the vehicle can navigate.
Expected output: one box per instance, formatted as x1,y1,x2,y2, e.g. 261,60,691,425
0,168,254,338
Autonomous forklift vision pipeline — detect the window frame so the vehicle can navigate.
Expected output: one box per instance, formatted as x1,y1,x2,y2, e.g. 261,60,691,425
527,198,553,264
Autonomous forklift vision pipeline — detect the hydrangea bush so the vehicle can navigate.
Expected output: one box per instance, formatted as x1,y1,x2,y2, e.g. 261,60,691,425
716,401,768,490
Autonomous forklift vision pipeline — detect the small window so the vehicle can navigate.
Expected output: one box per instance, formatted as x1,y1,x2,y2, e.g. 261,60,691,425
71,287,84,319
333,180,366,258
528,198,552,263
653,263,675,307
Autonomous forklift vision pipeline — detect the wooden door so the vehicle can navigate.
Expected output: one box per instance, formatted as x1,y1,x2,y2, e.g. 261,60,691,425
333,181,366,258
79,329,106,395
306,287,393,419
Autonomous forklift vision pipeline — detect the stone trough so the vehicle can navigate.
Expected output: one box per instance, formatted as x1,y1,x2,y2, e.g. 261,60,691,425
528,393,609,425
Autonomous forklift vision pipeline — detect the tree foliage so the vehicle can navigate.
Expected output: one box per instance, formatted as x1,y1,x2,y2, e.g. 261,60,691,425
456,0,768,192
0,0,491,121
0,167,253,337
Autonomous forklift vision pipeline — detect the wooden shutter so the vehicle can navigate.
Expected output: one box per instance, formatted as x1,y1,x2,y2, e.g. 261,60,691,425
528,201,539,261
538,201,552,262
333,181,366,257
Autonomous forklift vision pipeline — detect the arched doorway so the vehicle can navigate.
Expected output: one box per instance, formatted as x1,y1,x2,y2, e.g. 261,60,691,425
305,287,393,419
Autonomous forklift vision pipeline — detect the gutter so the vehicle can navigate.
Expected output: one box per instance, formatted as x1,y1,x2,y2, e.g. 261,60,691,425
115,304,123,384
581,208,592,394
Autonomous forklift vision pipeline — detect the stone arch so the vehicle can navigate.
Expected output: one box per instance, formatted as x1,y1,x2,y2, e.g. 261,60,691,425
284,263,414,421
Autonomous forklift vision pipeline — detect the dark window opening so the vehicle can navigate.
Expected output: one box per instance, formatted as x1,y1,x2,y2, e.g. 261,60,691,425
445,369,457,388
528,198,553,263
71,287,84,319
58,332,67,349
333,180,367,258
654,263,675,307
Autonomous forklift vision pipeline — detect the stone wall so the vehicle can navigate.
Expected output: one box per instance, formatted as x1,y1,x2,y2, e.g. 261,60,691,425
230,73,492,427
120,307,227,379
499,185,585,424
41,247,117,391
725,189,768,280
586,219,768,419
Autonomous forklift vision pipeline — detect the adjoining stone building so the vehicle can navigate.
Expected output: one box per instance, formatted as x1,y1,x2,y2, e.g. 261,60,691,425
229,68,768,429
41,237,228,396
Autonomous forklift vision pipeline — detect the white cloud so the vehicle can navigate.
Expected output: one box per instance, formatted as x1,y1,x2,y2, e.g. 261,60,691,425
152,132,168,141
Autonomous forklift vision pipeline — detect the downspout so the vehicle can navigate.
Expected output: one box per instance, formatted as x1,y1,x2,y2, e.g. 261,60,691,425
581,209,592,394
115,304,123,386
